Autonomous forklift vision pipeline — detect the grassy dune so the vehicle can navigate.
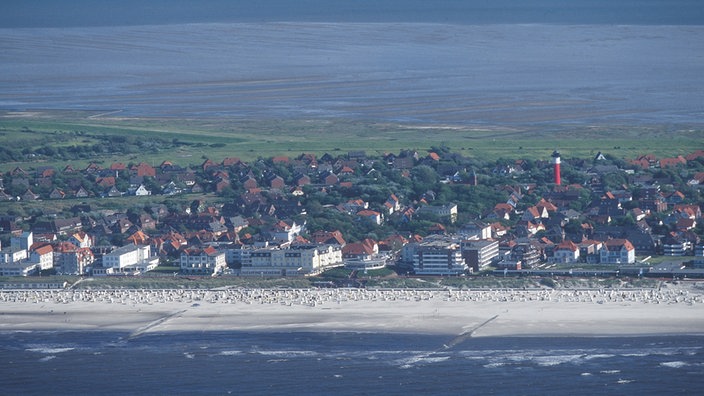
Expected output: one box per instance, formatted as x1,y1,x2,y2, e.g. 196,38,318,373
1,111,701,171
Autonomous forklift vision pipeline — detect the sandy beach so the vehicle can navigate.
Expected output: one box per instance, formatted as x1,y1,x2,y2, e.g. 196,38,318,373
2,286,703,338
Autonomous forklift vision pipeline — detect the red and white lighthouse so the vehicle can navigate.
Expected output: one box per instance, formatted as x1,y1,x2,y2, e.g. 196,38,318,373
552,150,561,185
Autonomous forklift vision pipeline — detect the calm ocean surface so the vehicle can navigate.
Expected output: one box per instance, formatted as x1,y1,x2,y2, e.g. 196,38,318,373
1,1,703,126
2,330,703,395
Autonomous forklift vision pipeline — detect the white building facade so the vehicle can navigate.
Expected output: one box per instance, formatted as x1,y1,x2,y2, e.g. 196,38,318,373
99,244,158,275
413,236,467,275
600,239,636,264
180,247,227,275
240,245,343,277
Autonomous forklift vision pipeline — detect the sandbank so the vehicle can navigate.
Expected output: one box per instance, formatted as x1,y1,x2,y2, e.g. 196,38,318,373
1,288,703,338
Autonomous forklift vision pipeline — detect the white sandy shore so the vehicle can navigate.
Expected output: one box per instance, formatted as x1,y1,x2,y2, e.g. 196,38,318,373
1,287,703,338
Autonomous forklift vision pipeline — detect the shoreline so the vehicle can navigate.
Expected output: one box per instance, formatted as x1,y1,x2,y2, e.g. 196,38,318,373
2,287,703,338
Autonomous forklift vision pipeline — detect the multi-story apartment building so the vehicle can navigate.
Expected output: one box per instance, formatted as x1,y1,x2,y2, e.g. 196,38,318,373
180,246,226,275
413,235,467,276
461,239,499,272
98,244,158,275
240,244,342,277
600,239,636,264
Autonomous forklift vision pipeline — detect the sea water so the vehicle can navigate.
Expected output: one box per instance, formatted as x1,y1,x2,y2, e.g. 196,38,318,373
2,330,703,395
1,7,703,126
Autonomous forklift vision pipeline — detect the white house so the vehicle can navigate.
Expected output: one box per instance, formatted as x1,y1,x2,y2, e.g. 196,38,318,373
600,239,636,264
269,220,304,243
357,210,383,225
69,231,94,249
134,184,151,196
180,246,226,275
100,244,158,275
29,244,54,270
550,240,580,264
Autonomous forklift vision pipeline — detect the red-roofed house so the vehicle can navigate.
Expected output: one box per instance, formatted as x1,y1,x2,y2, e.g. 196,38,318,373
674,204,701,219
522,206,548,222
324,173,339,186
69,231,94,248
127,230,150,245
110,162,127,171
357,210,383,225
96,176,116,188
379,234,409,251
384,194,401,214
550,240,580,264
29,243,54,270
180,247,226,275
659,156,686,168
600,239,635,264
536,198,558,213
629,158,651,169
342,239,379,260
492,203,514,220
131,162,156,177
685,150,704,161
677,218,696,231
338,166,355,176
311,230,346,246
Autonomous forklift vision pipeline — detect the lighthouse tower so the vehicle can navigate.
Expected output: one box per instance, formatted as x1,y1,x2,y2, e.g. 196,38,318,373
552,150,561,185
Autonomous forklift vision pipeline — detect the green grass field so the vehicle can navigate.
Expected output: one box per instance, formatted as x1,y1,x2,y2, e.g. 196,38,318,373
1,111,701,172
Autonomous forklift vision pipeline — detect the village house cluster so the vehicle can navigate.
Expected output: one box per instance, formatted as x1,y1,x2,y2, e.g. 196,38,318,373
0,147,703,278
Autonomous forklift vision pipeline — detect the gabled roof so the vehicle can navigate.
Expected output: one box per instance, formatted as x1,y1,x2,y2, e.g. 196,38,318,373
342,239,377,256
525,206,541,218
312,230,346,246
49,188,66,199
71,231,90,243
131,162,156,177
602,239,635,251
685,150,704,161
556,240,579,252
96,176,116,187
659,156,687,168
536,198,558,212
127,230,150,244
201,159,217,171
31,243,54,255
54,241,79,253
357,209,380,217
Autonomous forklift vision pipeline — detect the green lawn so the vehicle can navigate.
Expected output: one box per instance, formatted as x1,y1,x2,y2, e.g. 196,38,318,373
1,112,701,172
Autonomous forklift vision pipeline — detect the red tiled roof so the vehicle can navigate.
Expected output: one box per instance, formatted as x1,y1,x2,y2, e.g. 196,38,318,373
556,240,579,252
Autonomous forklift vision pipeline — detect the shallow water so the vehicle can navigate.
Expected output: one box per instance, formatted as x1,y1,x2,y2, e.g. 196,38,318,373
1,23,702,126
